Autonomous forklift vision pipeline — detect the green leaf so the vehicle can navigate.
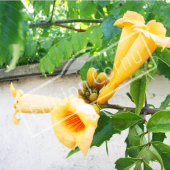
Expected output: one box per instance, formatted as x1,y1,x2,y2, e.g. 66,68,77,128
0,1,24,65
88,27,103,48
67,1,78,18
155,47,170,67
127,145,144,158
158,60,170,80
25,40,37,57
152,141,170,170
119,1,143,15
160,95,170,109
115,158,140,170
137,145,149,159
66,146,80,158
48,46,64,67
109,8,120,17
3,49,12,65
40,37,53,51
152,133,167,142
39,44,65,74
126,125,147,147
147,56,158,81
71,32,88,53
6,44,21,72
134,161,142,170
143,161,153,170
147,110,170,133
79,0,96,19
98,0,110,7
39,57,46,75
105,141,109,156
34,0,52,16
86,25,101,35
102,15,120,47
147,145,163,167
91,112,120,147
128,144,163,167
130,76,147,114
58,40,72,60
111,112,143,131
42,57,55,74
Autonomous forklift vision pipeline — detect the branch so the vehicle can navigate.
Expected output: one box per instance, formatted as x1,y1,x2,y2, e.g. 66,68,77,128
29,19,103,28
100,104,167,115
100,104,136,113
55,24,86,32
49,0,56,22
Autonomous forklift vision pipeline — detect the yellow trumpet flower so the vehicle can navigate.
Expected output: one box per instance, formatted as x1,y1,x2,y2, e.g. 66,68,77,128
113,11,147,74
10,83,60,125
51,96,99,155
98,20,170,104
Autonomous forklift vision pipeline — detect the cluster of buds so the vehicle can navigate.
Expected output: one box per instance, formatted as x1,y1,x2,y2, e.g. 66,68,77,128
78,68,109,104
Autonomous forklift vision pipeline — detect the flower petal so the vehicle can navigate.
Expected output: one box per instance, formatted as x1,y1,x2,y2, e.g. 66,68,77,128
113,35,157,86
114,11,145,27
147,20,166,38
16,94,60,113
113,27,138,73
74,126,96,155
10,82,17,97
97,83,116,105
12,110,20,125
76,103,99,127
51,109,76,150
134,27,170,49
123,11,145,23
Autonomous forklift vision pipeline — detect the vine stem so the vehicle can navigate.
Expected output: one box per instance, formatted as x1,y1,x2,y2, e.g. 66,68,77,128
55,24,86,32
29,19,103,28
99,104,167,115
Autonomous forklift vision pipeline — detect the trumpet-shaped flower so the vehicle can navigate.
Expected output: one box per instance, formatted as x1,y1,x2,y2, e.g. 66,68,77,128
113,11,147,74
98,20,170,104
51,96,99,155
10,83,60,125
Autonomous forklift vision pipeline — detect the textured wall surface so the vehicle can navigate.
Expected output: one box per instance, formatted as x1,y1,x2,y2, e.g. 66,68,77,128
0,74,169,170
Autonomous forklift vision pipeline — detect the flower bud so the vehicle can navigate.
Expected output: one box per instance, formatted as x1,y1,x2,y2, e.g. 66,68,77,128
93,78,100,88
96,72,107,90
85,91,90,96
87,68,98,84
78,89,84,96
89,83,93,89
82,81,88,90
92,88,97,94
84,99,90,104
89,93,98,102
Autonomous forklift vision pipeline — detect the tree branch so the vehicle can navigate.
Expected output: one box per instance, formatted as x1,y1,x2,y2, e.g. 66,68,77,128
100,104,167,115
55,24,86,32
100,104,136,113
29,19,103,28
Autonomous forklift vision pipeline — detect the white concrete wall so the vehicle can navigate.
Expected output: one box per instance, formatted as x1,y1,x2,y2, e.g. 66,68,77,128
0,74,170,170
